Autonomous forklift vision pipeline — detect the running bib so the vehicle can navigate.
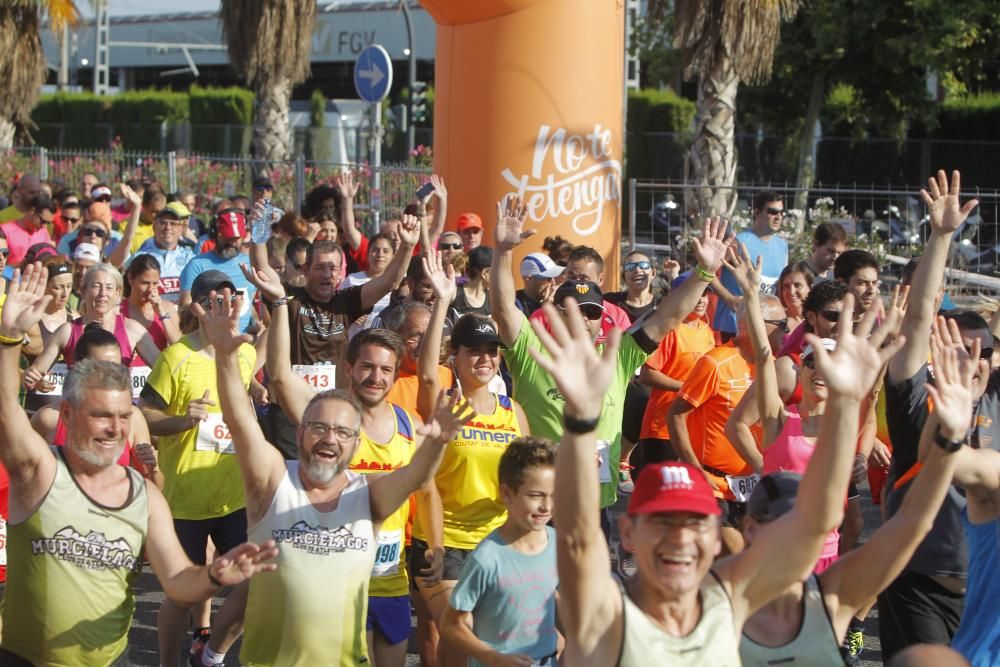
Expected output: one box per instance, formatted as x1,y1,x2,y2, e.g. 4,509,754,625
726,473,761,503
130,366,152,399
371,529,402,578
596,439,612,483
292,364,335,392
36,362,68,396
196,414,236,455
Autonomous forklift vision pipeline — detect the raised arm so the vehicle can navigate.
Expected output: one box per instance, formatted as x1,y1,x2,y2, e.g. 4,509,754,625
888,170,978,384
361,214,418,310
489,197,534,345
719,294,906,623
368,390,474,523
725,388,765,473
824,329,968,626
335,171,363,252
0,265,58,515
527,300,623,657
416,251,457,422
194,290,286,519
426,174,447,244
105,183,143,268
240,263,313,425
640,217,732,343
723,243,784,442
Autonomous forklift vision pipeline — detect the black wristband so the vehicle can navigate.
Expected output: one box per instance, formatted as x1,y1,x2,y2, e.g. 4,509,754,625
933,426,963,453
563,412,600,434
207,568,224,588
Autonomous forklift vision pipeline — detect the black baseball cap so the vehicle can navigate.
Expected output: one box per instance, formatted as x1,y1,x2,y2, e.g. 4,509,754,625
190,269,237,301
450,315,504,349
554,279,604,310
746,472,801,523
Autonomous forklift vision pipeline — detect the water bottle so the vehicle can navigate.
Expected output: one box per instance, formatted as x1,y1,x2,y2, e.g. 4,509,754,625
251,199,273,244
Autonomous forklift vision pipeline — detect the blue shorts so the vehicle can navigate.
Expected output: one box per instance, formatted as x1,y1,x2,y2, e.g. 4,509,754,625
366,595,411,646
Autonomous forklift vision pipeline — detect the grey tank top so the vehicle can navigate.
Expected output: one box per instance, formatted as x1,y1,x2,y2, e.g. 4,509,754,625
617,571,741,667
739,574,843,667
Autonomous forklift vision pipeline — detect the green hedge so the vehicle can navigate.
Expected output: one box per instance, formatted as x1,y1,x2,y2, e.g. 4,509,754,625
189,86,254,154
936,92,1000,141
32,92,113,149
109,90,189,150
626,88,696,179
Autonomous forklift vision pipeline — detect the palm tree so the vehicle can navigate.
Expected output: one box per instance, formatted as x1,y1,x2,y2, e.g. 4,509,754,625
220,0,316,162
672,0,802,216
0,1,78,149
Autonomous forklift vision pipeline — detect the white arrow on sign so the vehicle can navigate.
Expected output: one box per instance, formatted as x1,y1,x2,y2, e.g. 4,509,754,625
358,61,385,89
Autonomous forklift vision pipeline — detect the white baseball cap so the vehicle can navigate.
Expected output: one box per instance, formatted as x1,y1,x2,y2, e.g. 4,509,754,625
72,242,101,263
520,252,564,279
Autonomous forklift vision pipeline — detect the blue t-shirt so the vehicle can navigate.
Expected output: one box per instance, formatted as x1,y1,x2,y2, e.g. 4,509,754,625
714,229,788,334
179,252,258,333
133,239,197,303
450,526,558,666
57,227,123,258
950,508,1000,666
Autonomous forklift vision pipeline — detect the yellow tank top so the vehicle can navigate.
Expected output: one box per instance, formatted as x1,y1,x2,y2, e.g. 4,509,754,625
242,466,375,667
417,393,521,549
618,572,741,667
350,403,416,597
2,449,147,667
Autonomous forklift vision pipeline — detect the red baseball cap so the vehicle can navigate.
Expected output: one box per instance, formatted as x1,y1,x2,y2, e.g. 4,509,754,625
628,462,721,517
216,209,247,238
457,212,483,232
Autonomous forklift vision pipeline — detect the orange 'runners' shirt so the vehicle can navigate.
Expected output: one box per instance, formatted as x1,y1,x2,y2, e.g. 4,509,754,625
639,314,715,440
677,341,756,500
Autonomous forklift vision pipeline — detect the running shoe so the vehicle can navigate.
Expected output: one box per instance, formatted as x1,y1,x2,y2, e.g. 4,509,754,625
618,462,635,494
189,627,210,661
841,624,864,666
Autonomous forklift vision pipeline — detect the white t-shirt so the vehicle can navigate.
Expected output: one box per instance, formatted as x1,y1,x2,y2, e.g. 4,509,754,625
341,271,389,339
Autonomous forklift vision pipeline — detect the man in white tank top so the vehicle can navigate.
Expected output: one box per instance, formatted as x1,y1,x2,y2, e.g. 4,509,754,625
530,289,905,666
198,290,474,665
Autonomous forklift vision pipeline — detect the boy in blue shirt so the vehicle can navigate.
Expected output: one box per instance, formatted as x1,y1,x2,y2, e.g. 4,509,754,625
442,438,560,666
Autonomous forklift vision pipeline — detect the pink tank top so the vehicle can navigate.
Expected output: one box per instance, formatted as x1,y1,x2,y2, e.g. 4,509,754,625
63,314,134,367
120,300,168,366
763,407,840,560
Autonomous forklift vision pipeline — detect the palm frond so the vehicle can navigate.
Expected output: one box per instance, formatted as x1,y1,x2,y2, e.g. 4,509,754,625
220,0,317,88
0,3,48,126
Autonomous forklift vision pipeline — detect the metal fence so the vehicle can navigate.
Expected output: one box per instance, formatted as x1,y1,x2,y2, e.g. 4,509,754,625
3,146,433,235
627,178,1000,296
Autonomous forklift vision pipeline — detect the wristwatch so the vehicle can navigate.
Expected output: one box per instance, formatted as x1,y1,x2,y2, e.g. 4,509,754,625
933,426,964,453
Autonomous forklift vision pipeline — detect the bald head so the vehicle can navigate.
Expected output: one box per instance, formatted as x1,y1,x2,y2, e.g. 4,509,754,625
887,645,970,667
13,174,41,212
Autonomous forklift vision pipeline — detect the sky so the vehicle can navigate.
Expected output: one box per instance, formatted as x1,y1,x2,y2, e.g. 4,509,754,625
76,0,220,16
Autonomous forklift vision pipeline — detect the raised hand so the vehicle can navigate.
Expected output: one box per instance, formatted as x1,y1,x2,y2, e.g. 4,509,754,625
926,316,979,440
528,300,621,419
397,213,421,247
721,243,761,295
417,389,476,443
0,263,52,338
120,182,142,208
191,289,253,357
692,216,733,273
494,196,535,251
803,293,907,402
920,169,979,236
208,540,279,587
334,170,360,200
422,250,457,303
429,174,447,204
240,263,286,303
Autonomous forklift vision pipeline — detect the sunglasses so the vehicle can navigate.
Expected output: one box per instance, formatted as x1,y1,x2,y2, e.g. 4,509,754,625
560,304,604,321
819,310,841,322
766,207,785,217
63,216,81,224
81,227,108,238
198,291,243,308
438,242,463,251
0,248,8,257
802,355,816,369
95,196,112,203
624,260,651,272
967,345,994,361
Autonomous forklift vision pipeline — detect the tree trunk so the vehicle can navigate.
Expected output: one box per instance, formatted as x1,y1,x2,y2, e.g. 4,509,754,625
686,53,738,218
794,71,826,228
0,119,15,150
253,76,292,162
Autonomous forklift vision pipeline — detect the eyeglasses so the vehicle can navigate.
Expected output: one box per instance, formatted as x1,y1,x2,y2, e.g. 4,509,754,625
80,227,108,238
438,242,463,251
0,248,8,257
766,207,785,217
764,318,789,332
624,260,652,272
94,196,112,203
63,216,81,224
966,345,994,361
560,304,604,321
155,219,185,228
819,310,841,323
303,421,359,441
197,291,243,308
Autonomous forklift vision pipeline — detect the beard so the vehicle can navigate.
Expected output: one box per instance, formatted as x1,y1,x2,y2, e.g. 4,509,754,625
351,378,388,408
218,245,240,259
298,445,345,486
72,440,122,469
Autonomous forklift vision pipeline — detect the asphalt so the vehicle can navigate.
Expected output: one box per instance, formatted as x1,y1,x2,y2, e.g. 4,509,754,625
125,481,887,666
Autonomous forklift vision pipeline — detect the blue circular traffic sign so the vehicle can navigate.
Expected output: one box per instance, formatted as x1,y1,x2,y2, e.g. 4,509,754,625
354,44,394,103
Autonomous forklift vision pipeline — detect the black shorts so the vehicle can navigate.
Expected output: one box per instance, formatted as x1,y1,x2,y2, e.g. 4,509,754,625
409,538,471,582
878,570,964,662
717,499,747,528
622,381,651,445
173,508,248,564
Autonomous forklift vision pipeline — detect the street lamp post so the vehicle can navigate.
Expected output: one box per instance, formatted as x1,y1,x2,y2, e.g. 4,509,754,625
401,1,417,155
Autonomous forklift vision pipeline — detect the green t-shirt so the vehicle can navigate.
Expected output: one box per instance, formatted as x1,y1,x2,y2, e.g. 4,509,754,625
505,318,650,507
